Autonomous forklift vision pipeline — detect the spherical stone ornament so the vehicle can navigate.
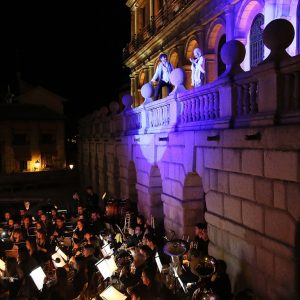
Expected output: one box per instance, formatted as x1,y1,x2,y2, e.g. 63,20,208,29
170,68,185,86
122,94,134,110
221,40,246,67
263,18,294,51
141,82,154,99
109,101,120,114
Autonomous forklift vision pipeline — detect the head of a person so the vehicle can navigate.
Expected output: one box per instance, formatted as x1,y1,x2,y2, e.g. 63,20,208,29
134,225,142,236
13,228,23,241
90,211,98,221
195,222,207,237
8,218,14,227
37,229,46,240
19,209,25,217
78,205,84,215
24,200,30,210
128,227,135,236
159,53,168,63
86,186,93,195
144,233,156,250
141,266,155,286
23,216,31,227
56,217,65,228
136,215,145,225
193,47,202,58
4,211,11,221
84,230,92,241
37,209,43,217
51,208,58,217
35,222,42,230
40,213,47,222
77,219,84,230
83,244,95,258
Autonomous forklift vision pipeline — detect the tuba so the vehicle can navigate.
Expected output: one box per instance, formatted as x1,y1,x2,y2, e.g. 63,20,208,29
191,255,218,300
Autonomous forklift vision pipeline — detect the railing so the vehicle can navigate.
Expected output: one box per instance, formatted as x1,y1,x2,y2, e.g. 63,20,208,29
81,55,300,139
123,0,196,59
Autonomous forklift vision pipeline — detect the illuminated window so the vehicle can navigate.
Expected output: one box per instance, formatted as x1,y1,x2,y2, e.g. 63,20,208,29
169,51,179,68
250,14,264,67
297,2,300,54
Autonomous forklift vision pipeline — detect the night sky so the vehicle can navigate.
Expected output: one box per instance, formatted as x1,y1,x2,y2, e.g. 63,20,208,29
0,2,131,136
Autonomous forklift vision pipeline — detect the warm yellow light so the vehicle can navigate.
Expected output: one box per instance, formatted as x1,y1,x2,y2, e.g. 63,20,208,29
34,160,41,170
69,164,74,170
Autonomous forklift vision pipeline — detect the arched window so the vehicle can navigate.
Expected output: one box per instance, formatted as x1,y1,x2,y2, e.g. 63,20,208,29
297,2,300,55
250,14,264,67
169,51,179,68
217,34,226,76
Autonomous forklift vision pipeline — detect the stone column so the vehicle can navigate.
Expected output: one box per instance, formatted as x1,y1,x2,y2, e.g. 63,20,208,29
225,6,234,41
149,0,153,20
134,6,138,35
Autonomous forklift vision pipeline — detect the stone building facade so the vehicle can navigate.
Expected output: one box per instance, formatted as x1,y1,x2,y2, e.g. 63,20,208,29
78,1,300,299
123,0,300,106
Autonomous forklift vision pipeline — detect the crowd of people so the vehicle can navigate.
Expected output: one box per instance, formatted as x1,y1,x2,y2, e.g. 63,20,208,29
0,186,257,300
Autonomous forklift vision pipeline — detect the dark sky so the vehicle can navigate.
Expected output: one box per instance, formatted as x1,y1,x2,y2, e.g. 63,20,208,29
0,2,131,135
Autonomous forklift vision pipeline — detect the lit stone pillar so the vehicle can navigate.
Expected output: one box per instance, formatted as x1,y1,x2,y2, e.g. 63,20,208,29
148,64,154,79
149,0,153,20
134,6,138,35
225,6,234,41
143,66,150,83
130,75,135,97
134,73,139,106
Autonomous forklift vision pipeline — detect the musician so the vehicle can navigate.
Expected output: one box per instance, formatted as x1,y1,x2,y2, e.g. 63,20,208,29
125,227,140,248
85,186,99,210
210,260,231,300
82,244,98,282
72,255,88,298
2,211,11,225
89,211,105,235
50,208,58,225
45,267,74,300
77,205,89,221
11,229,26,251
192,223,209,257
36,229,51,263
141,265,173,300
22,216,35,238
50,216,66,241
127,284,148,300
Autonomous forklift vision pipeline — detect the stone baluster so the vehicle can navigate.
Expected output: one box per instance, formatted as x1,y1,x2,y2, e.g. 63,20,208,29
208,93,214,119
213,91,219,119
195,97,200,121
204,95,209,119
293,72,300,110
243,83,250,114
200,96,204,120
249,82,258,113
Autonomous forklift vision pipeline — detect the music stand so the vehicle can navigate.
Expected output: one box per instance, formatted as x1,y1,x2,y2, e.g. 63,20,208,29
172,265,188,294
101,241,113,257
0,259,5,272
51,247,68,268
99,285,127,300
95,256,117,280
155,252,163,273
30,266,46,291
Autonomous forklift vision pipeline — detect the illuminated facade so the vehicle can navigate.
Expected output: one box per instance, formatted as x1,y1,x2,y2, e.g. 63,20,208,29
124,0,300,106
78,1,300,299
0,86,66,174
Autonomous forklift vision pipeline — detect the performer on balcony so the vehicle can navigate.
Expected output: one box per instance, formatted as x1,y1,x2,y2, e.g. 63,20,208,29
190,48,205,87
151,53,174,100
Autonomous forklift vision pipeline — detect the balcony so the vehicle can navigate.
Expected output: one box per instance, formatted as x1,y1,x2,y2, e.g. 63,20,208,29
123,0,196,59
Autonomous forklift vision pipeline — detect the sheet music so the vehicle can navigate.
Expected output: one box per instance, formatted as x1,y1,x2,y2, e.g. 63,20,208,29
155,252,163,273
55,246,68,261
173,266,188,294
51,252,66,268
30,267,46,291
100,285,127,300
0,259,5,271
96,256,117,279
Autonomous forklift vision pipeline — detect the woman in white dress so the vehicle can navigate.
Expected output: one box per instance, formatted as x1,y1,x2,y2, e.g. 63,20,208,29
190,48,205,87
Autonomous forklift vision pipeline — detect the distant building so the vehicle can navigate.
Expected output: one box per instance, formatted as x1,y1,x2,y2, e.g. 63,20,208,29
0,85,66,174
